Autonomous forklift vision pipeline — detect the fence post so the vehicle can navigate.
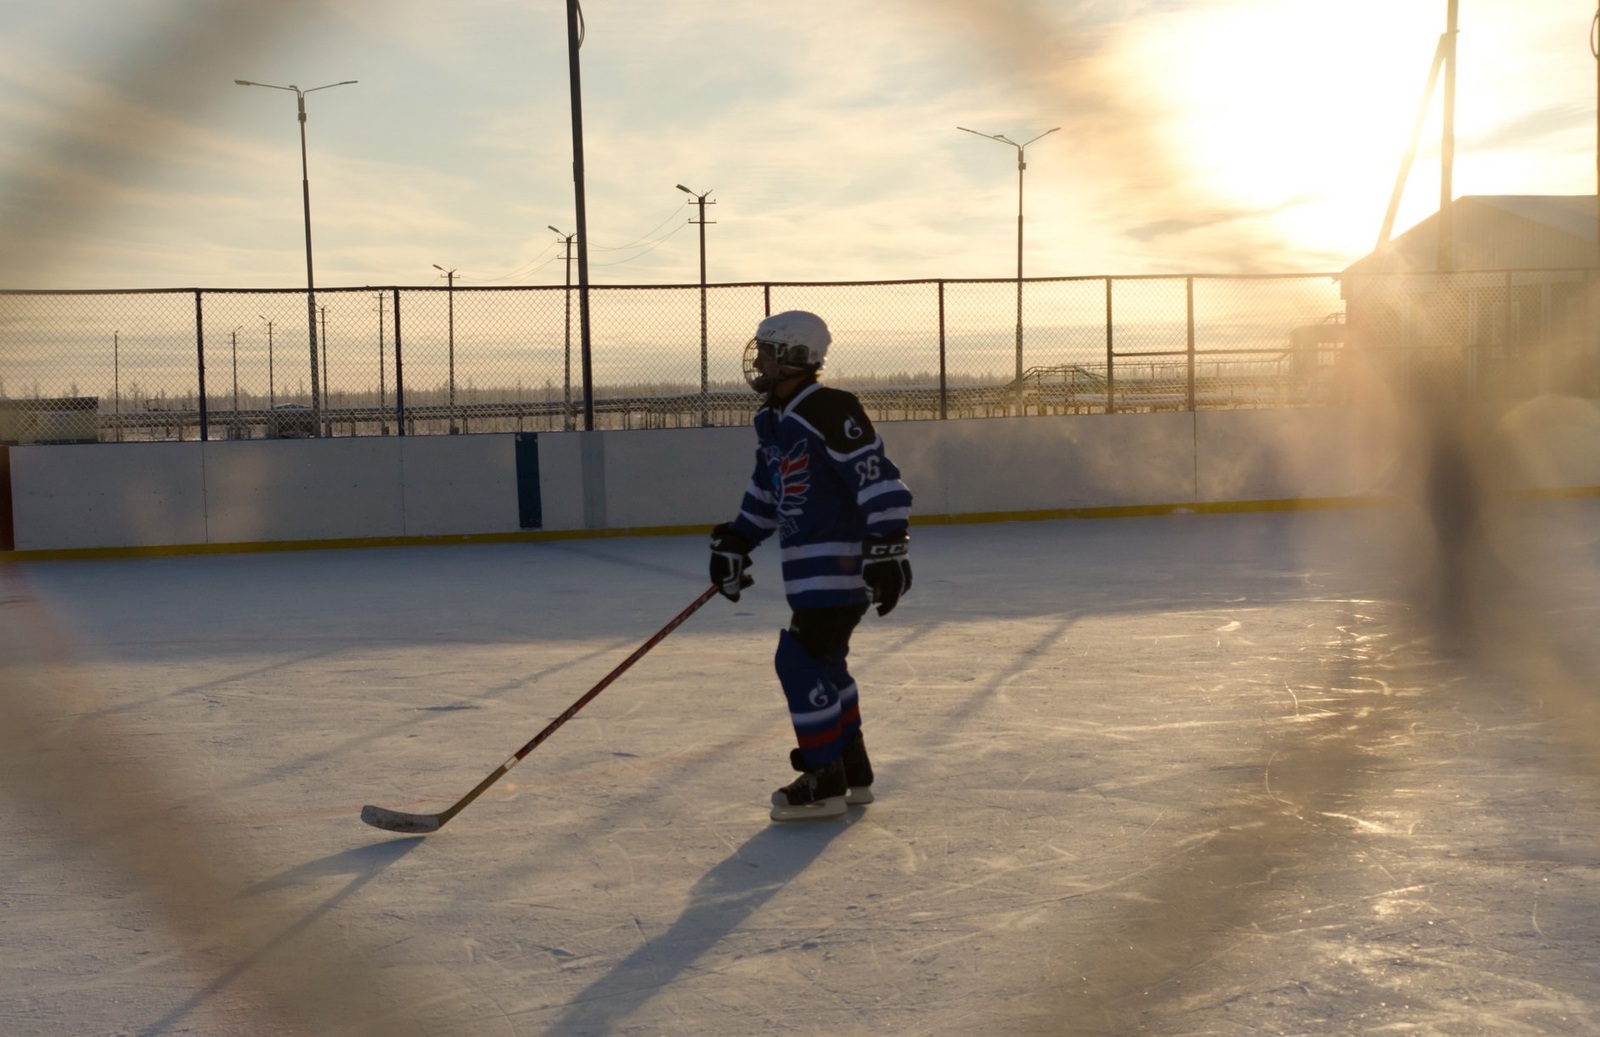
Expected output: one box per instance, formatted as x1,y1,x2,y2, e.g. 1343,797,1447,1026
392,287,405,435
1497,270,1512,401
1104,277,1115,414
1592,270,1600,397
1185,276,1196,411
194,290,208,441
938,280,947,420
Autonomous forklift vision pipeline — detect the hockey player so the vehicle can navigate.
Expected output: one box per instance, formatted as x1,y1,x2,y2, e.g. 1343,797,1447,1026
708,310,914,821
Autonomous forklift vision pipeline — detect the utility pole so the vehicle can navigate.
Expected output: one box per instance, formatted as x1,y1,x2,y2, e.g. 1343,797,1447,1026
259,316,276,410
565,0,595,431
549,226,576,430
434,265,458,433
230,325,243,437
1592,6,1600,394
1437,0,1459,271
319,305,331,434
372,292,388,435
676,184,715,425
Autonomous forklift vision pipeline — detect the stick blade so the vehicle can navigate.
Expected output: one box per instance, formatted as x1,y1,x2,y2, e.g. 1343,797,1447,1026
360,804,443,834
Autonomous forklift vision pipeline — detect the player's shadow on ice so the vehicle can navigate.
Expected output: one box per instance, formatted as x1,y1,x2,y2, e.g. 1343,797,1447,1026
547,820,852,1036
141,840,423,1037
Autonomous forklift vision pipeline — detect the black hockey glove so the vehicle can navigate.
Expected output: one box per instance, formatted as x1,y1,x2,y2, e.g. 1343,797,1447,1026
862,532,912,616
709,522,754,601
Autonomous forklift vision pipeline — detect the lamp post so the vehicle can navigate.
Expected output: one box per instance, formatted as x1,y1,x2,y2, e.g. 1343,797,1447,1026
676,184,714,425
957,125,1059,411
433,264,459,433
549,226,576,430
564,0,595,432
234,77,357,437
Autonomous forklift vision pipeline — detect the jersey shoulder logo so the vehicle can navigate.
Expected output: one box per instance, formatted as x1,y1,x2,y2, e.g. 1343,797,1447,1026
794,387,874,453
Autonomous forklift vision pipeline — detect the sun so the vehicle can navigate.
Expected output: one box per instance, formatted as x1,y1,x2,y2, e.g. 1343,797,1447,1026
1115,0,1449,261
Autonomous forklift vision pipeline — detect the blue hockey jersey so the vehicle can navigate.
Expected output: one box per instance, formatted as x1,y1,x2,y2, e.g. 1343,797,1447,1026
730,381,913,609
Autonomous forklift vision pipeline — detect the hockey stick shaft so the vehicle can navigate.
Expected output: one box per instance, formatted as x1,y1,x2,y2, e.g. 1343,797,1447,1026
361,584,720,833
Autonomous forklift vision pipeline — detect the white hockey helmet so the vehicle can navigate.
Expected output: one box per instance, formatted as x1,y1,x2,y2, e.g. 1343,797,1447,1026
755,310,831,368
744,310,831,392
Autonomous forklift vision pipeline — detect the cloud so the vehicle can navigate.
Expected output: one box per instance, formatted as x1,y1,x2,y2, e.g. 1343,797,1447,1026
1467,102,1592,153
1,0,1594,290
0,2,313,285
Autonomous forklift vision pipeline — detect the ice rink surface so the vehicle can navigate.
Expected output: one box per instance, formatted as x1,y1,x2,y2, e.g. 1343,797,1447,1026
6,504,1600,1036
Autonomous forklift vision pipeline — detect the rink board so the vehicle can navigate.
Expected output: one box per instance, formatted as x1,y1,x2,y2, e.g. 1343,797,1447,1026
5,399,1599,553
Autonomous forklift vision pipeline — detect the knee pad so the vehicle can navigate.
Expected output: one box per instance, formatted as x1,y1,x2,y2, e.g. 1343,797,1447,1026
774,628,834,708
788,605,866,661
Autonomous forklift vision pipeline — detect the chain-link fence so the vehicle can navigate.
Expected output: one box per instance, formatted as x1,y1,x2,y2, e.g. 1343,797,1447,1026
1,270,1595,443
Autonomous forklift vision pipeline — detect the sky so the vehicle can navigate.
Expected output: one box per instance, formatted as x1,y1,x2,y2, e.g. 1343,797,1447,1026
0,0,1594,291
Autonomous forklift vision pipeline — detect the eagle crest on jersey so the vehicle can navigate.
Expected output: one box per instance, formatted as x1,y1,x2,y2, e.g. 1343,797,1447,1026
768,440,811,535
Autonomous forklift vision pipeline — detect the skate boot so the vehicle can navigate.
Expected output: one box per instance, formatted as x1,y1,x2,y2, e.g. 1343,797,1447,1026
771,757,848,821
791,739,873,807
842,731,874,805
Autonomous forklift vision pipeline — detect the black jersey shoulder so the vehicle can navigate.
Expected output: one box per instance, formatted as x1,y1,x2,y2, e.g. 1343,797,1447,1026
788,385,878,455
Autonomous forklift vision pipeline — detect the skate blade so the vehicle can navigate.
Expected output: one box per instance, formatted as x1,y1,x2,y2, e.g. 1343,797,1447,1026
846,787,874,806
770,794,848,822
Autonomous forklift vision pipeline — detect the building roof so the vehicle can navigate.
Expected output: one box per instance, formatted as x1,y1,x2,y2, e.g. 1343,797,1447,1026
1346,195,1599,274
1477,195,1599,240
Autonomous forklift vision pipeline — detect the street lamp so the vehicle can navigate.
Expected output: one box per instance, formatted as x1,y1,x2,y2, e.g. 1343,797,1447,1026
433,264,459,433
564,0,595,431
234,77,358,436
957,125,1059,410
677,184,714,425
549,226,577,431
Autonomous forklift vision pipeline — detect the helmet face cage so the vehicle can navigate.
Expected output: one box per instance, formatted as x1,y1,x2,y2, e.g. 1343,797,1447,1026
743,337,819,393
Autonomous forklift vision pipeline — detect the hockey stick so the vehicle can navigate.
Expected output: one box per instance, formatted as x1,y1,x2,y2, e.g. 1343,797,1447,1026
361,584,719,833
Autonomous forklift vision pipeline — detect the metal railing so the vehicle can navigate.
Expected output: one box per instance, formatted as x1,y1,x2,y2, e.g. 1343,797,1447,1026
0,269,1594,443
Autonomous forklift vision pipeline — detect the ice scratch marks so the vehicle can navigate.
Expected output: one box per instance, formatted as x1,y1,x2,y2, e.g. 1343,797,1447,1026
1023,602,1442,1034
1316,811,1392,834
0,572,449,1037
542,822,850,1035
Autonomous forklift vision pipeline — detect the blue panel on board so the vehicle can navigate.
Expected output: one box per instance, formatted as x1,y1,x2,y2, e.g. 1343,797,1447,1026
515,433,542,529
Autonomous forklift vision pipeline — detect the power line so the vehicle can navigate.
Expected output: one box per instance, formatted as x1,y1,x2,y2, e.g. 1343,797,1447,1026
588,203,689,251
588,220,693,267
441,201,693,284
457,241,565,284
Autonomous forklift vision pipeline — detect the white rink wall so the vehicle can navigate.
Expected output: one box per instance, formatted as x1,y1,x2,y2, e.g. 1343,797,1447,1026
6,400,1599,553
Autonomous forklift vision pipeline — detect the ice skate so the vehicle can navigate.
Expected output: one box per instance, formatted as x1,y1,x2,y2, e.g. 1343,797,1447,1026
771,758,848,821
791,743,872,806
842,731,874,805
